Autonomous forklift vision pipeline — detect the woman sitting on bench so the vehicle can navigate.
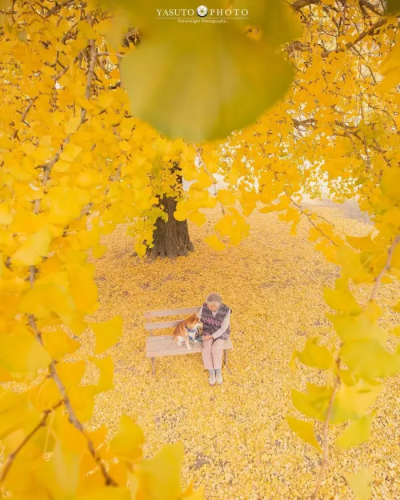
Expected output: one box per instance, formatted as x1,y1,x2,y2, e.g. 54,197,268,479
199,292,231,386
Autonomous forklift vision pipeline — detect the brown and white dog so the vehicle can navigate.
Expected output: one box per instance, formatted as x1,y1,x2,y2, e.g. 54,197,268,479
173,313,203,350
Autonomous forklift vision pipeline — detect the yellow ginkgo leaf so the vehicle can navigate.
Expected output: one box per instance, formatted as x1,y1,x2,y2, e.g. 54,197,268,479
340,339,400,378
188,211,206,226
92,244,107,258
42,330,80,359
20,283,76,325
182,483,205,499
0,133,15,150
11,226,52,266
119,141,132,152
204,235,226,251
86,425,108,450
323,286,362,315
134,443,184,499
77,20,97,40
37,441,80,499
120,26,293,142
68,385,95,422
30,377,61,412
52,410,87,454
90,315,123,354
286,416,321,451
329,315,387,345
331,381,381,424
0,203,12,224
60,142,83,162
380,168,400,203
337,414,373,449
109,415,145,462
89,356,114,394
216,190,236,206
0,329,51,376
291,385,332,422
76,487,130,500
0,387,42,440
56,361,86,390
297,337,334,371
97,92,114,109
64,116,81,135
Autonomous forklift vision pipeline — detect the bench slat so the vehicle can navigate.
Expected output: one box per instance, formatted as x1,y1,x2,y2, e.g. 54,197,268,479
145,320,183,331
146,339,201,351
143,306,201,319
147,344,203,357
146,337,233,358
146,335,174,342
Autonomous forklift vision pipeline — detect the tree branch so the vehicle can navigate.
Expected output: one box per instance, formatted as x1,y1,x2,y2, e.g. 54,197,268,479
291,0,320,11
370,235,400,301
13,96,37,139
0,400,64,483
27,305,117,486
322,18,387,57
345,18,387,50
359,0,383,16
311,381,338,500
286,191,339,246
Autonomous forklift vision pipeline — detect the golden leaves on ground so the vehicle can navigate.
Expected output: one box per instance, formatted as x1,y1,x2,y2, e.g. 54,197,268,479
89,204,400,499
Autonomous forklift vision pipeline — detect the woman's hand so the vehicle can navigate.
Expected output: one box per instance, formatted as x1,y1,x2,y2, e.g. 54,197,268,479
203,335,213,341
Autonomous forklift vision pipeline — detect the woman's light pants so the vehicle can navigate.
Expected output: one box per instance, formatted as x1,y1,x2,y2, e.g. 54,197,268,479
202,338,224,370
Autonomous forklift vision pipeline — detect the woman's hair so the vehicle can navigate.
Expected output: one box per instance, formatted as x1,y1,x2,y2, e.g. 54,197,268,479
206,292,222,304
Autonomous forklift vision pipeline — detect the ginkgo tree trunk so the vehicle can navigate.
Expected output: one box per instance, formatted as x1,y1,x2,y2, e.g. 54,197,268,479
147,166,194,259
147,195,194,259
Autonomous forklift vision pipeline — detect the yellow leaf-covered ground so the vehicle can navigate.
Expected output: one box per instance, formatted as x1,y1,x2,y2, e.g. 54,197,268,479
82,202,400,499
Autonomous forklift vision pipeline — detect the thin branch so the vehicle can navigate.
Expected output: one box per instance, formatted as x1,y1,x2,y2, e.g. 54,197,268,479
322,18,387,57
293,118,316,128
35,40,97,214
359,0,383,16
97,51,125,58
53,50,85,82
311,381,339,500
27,311,117,486
44,0,74,17
13,97,37,139
345,18,387,50
286,191,339,246
291,0,320,11
370,235,400,301
0,400,64,483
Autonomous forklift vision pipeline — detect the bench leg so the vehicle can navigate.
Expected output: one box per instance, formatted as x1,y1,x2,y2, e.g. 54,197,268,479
151,358,155,376
224,350,229,372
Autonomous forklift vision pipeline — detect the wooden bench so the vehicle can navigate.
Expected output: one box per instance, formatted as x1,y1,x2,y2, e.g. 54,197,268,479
144,306,233,375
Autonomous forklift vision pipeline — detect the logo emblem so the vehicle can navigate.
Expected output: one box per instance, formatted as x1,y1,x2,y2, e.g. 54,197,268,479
197,5,208,17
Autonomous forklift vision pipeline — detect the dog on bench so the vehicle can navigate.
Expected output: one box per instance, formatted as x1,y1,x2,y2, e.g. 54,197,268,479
173,313,203,350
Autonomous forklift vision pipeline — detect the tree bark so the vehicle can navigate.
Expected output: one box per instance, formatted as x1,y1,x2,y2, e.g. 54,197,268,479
146,195,194,259
146,166,194,260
